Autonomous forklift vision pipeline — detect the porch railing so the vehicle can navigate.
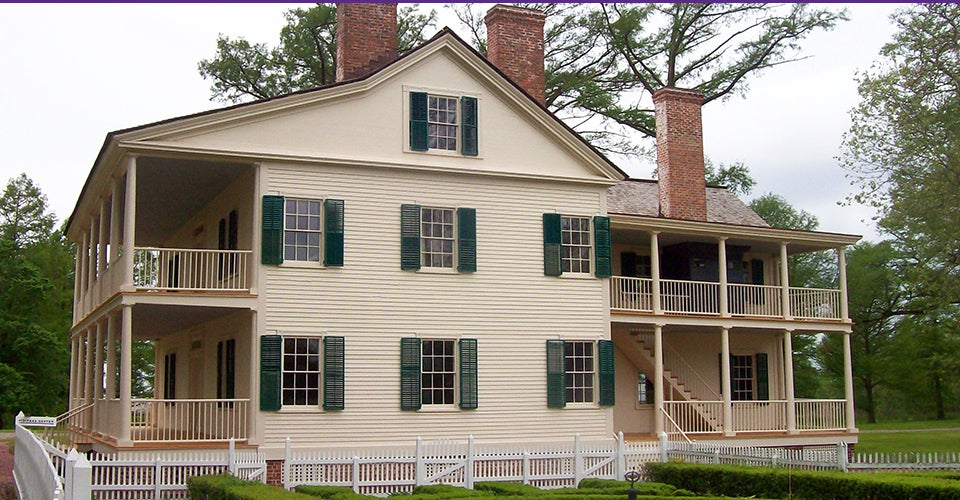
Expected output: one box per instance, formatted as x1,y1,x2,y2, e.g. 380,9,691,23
133,247,251,291
664,399,847,435
130,398,249,442
610,277,842,320
731,400,788,432
796,399,846,431
662,401,723,434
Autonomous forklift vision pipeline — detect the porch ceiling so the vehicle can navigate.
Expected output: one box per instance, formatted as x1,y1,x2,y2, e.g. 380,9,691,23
612,227,831,255
135,157,250,245
132,304,247,340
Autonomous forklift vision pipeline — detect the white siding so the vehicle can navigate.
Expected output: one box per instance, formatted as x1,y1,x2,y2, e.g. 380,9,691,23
259,162,612,448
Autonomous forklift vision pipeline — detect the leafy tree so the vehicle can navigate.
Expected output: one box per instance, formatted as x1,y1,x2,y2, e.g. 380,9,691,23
198,4,438,103
889,309,960,420
0,173,55,248
705,160,755,197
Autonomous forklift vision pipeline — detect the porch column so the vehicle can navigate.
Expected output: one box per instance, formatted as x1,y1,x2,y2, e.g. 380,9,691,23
651,232,662,314
779,242,792,319
122,157,137,290
98,199,109,275
80,231,89,294
88,217,98,286
783,329,797,434
68,335,78,409
106,312,117,400
94,322,104,400
110,179,122,265
84,328,94,407
73,245,82,314
838,247,849,321
653,323,665,436
249,310,260,444
718,238,729,317
842,332,856,432
119,304,133,446
721,327,733,436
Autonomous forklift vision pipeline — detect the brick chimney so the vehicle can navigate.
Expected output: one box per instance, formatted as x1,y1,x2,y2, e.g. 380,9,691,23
653,87,707,221
335,3,398,82
484,5,546,105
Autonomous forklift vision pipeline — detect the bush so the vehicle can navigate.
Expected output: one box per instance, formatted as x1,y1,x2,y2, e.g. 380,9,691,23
406,484,495,498
188,474,317,499
647,462,960,499
474,482,544,496
295,484,372,499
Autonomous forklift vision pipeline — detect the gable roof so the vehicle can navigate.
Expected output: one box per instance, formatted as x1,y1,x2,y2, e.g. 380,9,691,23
607,179,770,227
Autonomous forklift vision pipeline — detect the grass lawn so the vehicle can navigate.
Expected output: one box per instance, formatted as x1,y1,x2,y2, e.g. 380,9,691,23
859,418,960,431
856,418,960,455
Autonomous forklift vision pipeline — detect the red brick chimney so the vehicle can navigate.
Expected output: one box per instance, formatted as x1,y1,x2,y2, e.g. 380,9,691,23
335,3,398,82
653,87,707,221
484,5,546,105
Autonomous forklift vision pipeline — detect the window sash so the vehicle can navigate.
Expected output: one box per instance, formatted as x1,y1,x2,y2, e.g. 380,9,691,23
427,95,458,151
283,198,323,262
420,207,455,269
281,336,321,407
564,341,595,403
731,354,754,401
421,339,456,405
561,216,592,274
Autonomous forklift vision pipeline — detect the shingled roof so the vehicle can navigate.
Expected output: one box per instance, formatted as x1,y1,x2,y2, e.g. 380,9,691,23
606,179,769,227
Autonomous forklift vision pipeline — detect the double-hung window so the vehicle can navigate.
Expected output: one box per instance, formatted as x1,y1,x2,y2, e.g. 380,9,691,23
409,91,478,156
400,205,476,273
561,216,592,274
546,339,615,408
722,353,769,401
261,196,344,267
428,96,459,151
542,214,611,277
259,335,345,411
400,337,478,410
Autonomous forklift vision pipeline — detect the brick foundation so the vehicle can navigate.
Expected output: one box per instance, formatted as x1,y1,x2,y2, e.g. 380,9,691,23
266,459,284,487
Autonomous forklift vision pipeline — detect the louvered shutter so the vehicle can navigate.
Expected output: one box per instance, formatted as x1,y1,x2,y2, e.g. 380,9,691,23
543,214,562,276
324,199,345,267
457,207,477,273
598,340,615,406
400,205,421,270
593,216,612,278
459,339,478,409
410,92,429,151
461,96,478,156
259,335,282,411
546,340,566,408
755,353,769,401
261,196,284,265
400,338,422,410
324,337,345,410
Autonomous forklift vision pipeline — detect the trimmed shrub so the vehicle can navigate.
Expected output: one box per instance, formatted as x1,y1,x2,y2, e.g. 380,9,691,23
474,482,544,496
188,474,316,499
294,484,372,499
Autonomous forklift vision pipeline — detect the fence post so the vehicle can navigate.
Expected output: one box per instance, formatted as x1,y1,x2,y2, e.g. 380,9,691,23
837,442,848,472
64,449,92,500
713,448,720,465
465,435,475,490
154,455,163,499
229,438,237,476
522,451,530,485
416,436,425,486
659,433,668,463
616,431,626,480
574,433,583,487
352,456,360,494
284,436,292,490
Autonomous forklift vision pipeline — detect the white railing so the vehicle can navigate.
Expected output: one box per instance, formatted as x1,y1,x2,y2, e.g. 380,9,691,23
728,283,782,317
790,287,841,320
796,399,846,431
133,247,251,291
14,412,66,499
660,279,720,315
663,401,723,434
609,276,653,311
731,400,788,432
130,398,249,442
635,332,720,401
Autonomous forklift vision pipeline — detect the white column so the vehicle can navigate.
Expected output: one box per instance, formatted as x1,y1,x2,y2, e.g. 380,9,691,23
842,332,856,431
88,217,98,285
119,305,133,446
248,310,259,444
80,231,89,293
98,199,109,274
94,322,104,400
653,324,664,436
780,242,791,319
122,157,137,290
721,327,733,436
783,330,797,434
84,328,94,407
110,180,122,265
73,245,82,313
106,313,117,399
68,335,78,408
838,247,849,321
651,232,662,314
718,238,729,317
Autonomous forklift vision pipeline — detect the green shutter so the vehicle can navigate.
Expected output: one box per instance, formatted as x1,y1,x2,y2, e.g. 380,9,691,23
543,214,562,276
755,353,769,401
594,216,612,278
457,207,477,273
461,96,478,156
400,338,422,410
400,204,421,270
546,339,566,408
410,92,429,151
324,199,345,267
323,336,345,410
459,339,478,410
598,340,615,406
261,196,284,265
259,335,282,411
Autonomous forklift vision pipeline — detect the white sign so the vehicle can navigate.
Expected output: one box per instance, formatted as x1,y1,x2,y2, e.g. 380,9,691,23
19,416,57,428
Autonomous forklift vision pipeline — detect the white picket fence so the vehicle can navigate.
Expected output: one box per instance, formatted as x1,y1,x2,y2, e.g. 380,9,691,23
848,452,960,472
667,440,845,471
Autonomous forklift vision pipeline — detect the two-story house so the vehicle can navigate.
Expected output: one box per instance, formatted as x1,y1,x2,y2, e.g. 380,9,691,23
62,3,859,466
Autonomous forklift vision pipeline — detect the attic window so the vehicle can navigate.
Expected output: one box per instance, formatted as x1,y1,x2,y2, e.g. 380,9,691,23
409,90,478,156
428,96,458,151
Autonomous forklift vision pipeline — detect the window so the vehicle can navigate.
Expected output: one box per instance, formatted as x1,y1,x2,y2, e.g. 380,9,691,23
284,199,322,262
546,339,615,408
637,372,654,405
163,352,176,400
421,339,456,405
542,214,611,277
561,216,592,274
259,335,345,411
428,96,458,151
401,205,476,273
400,338,478,410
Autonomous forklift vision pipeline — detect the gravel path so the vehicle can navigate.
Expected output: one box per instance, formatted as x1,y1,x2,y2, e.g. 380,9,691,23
0,432,15,500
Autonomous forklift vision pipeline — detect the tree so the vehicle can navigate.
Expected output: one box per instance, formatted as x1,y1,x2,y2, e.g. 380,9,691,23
199,3,846,155
198,4,438,103
0,173,55,248
841,4,960,309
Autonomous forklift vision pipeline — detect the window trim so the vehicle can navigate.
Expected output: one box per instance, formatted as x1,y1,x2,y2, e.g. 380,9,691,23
561,215,593,276
280,335,323,408
420,338,458,407
282,198,323,264
419,206,457,271
405,86,482,158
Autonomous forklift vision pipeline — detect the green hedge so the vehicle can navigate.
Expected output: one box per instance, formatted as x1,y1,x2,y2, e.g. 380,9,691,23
647,462,960,499
187,474,317,500
294,484,372,499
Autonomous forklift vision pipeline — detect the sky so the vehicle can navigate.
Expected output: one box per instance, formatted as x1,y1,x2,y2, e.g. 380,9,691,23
0,3,902,241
